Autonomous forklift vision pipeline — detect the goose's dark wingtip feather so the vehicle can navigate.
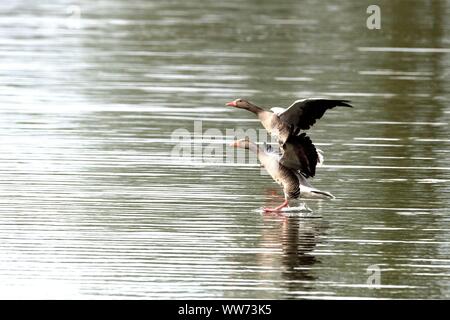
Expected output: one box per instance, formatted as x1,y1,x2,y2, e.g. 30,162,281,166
336,100,353,108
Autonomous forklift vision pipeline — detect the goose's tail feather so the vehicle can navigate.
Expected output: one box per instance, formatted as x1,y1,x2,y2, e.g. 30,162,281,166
316,148,324,167
300,184,335,199
295,171,334,199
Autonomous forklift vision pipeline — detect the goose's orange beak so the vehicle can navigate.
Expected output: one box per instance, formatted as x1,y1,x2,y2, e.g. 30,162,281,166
226,101,237,107
229,141,238,147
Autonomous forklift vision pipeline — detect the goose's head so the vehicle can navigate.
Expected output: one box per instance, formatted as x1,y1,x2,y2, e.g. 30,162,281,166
229,137,251,149
226,98,253,110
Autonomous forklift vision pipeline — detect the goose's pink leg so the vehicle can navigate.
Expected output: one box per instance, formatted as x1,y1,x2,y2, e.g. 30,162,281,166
263,200,289,212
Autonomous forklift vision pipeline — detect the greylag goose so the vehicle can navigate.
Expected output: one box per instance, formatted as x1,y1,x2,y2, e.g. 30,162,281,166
226,98,352,145
230,135,334,212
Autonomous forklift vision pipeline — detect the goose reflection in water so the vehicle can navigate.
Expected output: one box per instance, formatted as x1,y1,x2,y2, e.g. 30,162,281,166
257,195,326,294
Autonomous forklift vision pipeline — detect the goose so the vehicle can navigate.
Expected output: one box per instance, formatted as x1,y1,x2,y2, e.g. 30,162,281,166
226,98,352,146
230,135,334,212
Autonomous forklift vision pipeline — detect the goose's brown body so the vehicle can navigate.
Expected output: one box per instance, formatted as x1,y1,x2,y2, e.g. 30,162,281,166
259,112,291,146
257,146,300,201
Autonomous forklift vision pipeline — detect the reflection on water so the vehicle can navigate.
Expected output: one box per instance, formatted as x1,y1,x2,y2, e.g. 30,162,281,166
0,0,449,299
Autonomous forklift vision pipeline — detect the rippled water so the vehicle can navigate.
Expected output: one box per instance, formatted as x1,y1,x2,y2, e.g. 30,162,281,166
0,0,449,299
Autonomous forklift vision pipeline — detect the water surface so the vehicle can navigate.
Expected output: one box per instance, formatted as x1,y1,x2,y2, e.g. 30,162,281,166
0,0,449,299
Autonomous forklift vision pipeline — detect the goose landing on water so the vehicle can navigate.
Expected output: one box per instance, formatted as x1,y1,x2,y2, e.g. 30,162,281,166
230,136,334,212
227,97,352,211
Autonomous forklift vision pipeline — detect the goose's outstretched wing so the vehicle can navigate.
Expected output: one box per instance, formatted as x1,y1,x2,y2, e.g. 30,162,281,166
278,98,352,132
279,133,319,178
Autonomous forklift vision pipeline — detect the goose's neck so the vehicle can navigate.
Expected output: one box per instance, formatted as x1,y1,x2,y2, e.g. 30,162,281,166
247,142,259,153
245,102,264,115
